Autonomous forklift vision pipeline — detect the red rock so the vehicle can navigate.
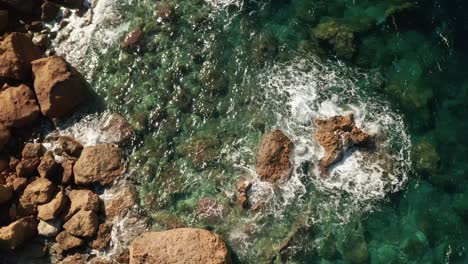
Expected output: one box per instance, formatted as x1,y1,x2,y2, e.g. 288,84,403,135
37,189,68,221
73,144,123,186
104,185,136,219
22,143,45,159
0,85,41,128
63,210,98,238
56,231,84,251
91,222,112,251
16,157,40,177
100,113,134,144
314,114,373,175
32,55,87,118
129,228,231,264
236,177,252,209
61,160,74,185
57,136,83,157
65,189,100,220
0,184,12,205
37,151,60,181
11,177,28,192
0,33,41,80
0,124,9,151
121,28,143,48
20,177,55,205
0,216,37,250
256,129,293,183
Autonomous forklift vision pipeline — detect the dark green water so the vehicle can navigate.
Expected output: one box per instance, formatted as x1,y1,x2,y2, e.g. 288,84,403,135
60,0,468,263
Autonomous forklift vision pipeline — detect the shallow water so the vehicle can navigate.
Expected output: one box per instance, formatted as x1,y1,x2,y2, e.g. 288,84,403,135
54,0,468,263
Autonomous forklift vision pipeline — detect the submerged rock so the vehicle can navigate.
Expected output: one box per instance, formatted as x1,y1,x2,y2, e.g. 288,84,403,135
0,216,37,250
313,20,356,60
314,114,373,175
32,55,87,118
129,228,231,264
121,28,143,48
256,129,293,184
73,144,123,186
0,33,41,80
104,184,137,219
0,85,41,128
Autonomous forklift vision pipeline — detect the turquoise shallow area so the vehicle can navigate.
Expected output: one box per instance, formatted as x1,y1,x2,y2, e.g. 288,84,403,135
78,0,468,263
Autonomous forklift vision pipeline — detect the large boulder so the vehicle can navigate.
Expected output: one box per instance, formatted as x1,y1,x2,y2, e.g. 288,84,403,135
129,228,231,264
0,85,41,128
37,219,61,237
37,190,68,221
63,210,98,238
22,143,45,159
20,177,55,205
0,216,37,250
31,55,87,118
255,129,293,183
73,144,123,186
65,189,100,220
314,114,373,175
56,231,84,251
0,33,41,80
104,185,136,219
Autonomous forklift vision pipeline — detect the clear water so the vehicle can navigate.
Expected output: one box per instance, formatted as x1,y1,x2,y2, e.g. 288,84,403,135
53,0,468,263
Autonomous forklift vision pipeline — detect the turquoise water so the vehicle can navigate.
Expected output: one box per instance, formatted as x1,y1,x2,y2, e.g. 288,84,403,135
64,0,468,263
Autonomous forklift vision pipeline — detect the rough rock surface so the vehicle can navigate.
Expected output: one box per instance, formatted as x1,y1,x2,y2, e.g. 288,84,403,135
57,136,83,157
314,114,373,175
37,151,60,180
0,125,10,151
73,144,123,186
56,231,84,251
16,157,40,177
121,28,143,48
20,177,55,205
129,228,231,264
32,55,87,118
0,33,41,80
65,189,100,220
63,210,98,238
37,219,61,237
104,185,136,219
37,190,68,221
22,143,45,159
91,222,113,251
0,216,37,250
256,129,294,183
0,85,41,128
100,112,134,144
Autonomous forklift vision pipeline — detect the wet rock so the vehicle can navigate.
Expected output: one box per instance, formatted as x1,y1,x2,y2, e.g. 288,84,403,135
0,10,7,32
37,189,68,221
0,33,41,80
256,129,293,184
32,55,87,118
0,184,12,205
20,177,55,205
252,33,278,63
32,34,49,50
0,216,37,250
313,20,356,60
41,1,60,21
412,140,439,174
57,136,83,157
0,0,34,14
121,28,143,48
104,185,137,219
15,157,40,177
61,160,74,185
63,210,99,238
73,144,123,186
56,231,84,251
156,2,176,22
38,151,61,181
236,178,252,209
65,189,100,220
58,253,86,264
90,257,118,264
0,85,41,128
153,211,186,230
37,219,61,237
130,228,231,264
178,134,220,169
100,113,134,144
0,125,10,151
196,199,227,223
91,222,112,251
314,114,373,175
22,143,45,159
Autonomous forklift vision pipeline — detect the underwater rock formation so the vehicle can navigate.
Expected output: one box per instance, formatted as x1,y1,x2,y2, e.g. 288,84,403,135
314,114,373,175
256,129,294,184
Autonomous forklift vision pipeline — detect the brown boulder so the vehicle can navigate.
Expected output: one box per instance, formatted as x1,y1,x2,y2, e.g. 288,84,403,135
314,114,373,175
20,177,55,205
63,210,98,238
11,177,28,192
37,219,61,237
56,231,84,251
31,55,87,118
73,144,123,186
121,28,143,48
0,184,12,205
104,185,136,219
16,157,40,177
100,113,134,143
0,216,37,250
61,160,74,185
37,190,68,221
236,177,252,209
57,136,83,157
0,85,41,128
129,228,231,264
37,151,60,180
91,222,112,251
65,189,100,220
0,125,10,151
256,129,293,183
0,33,41,80
22,143,45,159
